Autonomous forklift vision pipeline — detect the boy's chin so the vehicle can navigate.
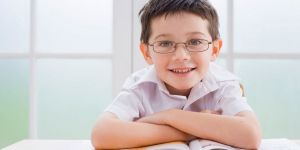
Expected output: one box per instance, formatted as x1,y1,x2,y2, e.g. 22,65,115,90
173,84,194,90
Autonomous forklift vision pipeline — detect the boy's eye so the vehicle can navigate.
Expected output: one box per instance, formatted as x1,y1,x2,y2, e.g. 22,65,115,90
187,39,203,46
157,41,174,47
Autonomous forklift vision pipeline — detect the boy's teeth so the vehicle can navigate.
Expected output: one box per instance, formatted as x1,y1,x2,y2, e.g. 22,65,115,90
172,68,192,73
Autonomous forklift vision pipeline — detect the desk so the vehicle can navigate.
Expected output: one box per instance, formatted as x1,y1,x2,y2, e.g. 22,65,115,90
2,139,300,150
2,140,94,150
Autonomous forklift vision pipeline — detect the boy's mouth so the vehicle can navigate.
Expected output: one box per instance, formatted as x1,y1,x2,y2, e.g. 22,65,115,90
168,67,196,74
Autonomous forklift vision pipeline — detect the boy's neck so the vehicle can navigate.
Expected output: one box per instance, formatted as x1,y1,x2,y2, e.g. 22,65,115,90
164,83,191,98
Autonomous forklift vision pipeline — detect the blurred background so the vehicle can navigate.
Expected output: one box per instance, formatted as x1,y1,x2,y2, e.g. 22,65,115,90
1,0,300,148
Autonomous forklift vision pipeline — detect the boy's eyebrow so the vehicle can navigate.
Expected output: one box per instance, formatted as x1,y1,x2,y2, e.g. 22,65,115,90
153,34,171,41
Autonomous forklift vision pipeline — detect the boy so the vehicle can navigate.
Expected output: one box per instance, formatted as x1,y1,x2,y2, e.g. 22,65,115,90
91,0,261,149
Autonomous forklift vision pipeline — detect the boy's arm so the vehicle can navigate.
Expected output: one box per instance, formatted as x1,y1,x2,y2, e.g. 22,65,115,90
91,112,194,149
137,109,261,149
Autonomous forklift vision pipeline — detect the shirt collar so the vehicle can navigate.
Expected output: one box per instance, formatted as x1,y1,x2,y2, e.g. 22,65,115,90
187,62,239,105
187,68,219,103
134,65,170,94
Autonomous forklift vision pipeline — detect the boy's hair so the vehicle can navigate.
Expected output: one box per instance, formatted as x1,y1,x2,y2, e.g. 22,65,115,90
139,0,220,44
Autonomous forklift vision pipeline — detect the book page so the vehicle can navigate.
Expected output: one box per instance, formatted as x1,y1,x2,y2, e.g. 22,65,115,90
124,141,189,150
189,139,242,150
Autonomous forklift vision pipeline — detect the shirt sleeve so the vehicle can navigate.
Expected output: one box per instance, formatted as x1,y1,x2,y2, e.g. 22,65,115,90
216,81,253,116
104,88,144,121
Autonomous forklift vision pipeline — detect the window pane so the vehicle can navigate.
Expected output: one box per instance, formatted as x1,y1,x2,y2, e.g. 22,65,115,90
0,59,29,148
37,59,112,138
35,0,112,53
234,0,300,53
235,60,300,138
0,1,30,52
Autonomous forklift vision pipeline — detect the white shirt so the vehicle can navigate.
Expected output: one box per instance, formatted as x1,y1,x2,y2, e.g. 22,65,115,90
105,62,252,121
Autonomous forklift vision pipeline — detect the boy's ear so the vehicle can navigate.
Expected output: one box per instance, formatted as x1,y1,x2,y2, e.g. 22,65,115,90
210,38,222,61
140,43,153,64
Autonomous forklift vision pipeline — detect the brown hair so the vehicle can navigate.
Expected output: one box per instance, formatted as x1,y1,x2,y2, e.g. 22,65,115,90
139,0,220,44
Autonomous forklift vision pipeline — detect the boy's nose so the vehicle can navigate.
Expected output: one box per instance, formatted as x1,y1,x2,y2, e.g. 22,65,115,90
173,44,191,61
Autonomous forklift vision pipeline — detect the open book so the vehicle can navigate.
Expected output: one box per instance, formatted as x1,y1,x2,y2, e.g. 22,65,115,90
126,138,300,150
126,139,242,150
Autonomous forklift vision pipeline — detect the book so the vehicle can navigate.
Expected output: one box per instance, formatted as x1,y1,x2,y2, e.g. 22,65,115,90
125,139,242,150
125,138,300,150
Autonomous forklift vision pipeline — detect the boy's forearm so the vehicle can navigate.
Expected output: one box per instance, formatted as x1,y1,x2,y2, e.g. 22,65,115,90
91,116,193,149
164,109,261,149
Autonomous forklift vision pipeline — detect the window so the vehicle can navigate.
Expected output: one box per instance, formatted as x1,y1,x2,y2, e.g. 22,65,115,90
0,0,132,148
233,0,300,138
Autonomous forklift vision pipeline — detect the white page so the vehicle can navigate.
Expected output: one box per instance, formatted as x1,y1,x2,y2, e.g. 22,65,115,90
189,139,241,150
131,142,189,150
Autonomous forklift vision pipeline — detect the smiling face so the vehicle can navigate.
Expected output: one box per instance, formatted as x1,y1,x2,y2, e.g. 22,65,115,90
140,12,222,96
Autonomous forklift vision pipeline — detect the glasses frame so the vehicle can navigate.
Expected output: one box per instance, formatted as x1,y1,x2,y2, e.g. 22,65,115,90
148,39,212,54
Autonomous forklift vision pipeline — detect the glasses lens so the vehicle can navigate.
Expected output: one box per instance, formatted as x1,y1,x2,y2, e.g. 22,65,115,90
154,41,174,53
187,40,208,52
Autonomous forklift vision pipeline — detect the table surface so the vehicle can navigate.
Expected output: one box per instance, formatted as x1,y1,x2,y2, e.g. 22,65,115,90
2,140,94,150
2,139,300,150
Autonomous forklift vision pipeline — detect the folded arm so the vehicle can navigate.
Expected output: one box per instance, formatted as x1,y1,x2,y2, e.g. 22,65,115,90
91,112,194,149
138,109,261,149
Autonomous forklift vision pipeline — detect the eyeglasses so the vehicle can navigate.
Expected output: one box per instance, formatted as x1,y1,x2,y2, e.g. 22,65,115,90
148,39,212,54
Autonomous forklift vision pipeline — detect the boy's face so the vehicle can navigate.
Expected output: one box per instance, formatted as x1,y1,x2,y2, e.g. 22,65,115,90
140,12,222,96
